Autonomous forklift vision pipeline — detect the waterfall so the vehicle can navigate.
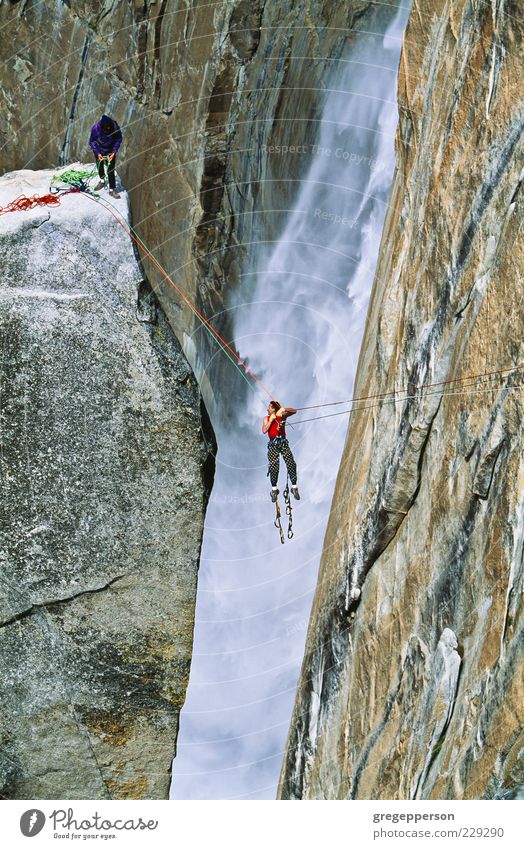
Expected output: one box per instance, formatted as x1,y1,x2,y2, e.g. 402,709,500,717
172,2,411,800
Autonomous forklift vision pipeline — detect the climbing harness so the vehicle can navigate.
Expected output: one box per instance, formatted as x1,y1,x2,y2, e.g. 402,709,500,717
0,167,272,402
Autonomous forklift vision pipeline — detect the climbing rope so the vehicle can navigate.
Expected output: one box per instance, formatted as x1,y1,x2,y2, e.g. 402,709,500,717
294,363,524,417
291,370,524,425
0,193,63,216
0,169,272,402
273,478,294,544
50,166,97,194
3,170,522,422
0,167,97,217
81,191,274,401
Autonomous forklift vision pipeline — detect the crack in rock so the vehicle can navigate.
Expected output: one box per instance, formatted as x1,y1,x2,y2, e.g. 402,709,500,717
0,576,126,628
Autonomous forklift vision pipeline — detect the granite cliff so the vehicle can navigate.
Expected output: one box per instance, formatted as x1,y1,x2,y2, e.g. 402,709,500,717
278,0,524,800
0,0,393,800
0,168,215,799
2,0,522,802
0,0,392,409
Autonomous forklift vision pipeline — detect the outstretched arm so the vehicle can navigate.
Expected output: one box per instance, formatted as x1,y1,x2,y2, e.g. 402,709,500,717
278,406,297,419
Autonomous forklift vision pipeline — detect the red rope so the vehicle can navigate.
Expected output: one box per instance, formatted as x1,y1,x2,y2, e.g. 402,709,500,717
81,192,274,400
0,185,273,400
0,192,70,216
7,188,517,419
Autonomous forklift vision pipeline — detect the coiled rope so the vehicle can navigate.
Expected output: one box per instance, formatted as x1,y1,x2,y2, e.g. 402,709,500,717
0,193,63,216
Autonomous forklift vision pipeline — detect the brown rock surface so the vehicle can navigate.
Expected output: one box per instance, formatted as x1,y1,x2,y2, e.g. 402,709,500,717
0,0,384,407
278,0,524,799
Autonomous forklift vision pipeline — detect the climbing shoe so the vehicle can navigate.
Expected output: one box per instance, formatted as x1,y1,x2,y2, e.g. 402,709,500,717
291,485,300,500
94,180,105,190
270,488,279,503
109,189,121,199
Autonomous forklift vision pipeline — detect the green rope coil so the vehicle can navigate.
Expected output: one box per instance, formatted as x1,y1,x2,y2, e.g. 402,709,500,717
50,167,97,192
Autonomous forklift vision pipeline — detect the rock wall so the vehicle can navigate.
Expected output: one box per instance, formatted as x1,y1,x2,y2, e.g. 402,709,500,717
0,0,387,408
0,168,215,799
278,0,524,799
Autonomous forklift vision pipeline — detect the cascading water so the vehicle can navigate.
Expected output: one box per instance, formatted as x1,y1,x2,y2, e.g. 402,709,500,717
172,2,411,800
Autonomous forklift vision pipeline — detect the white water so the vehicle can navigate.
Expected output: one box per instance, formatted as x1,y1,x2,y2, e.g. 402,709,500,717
172,3,411,800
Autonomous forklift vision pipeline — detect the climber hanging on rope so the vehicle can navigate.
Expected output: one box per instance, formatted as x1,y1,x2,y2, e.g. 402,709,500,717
262,401,300,503
89,114,123,199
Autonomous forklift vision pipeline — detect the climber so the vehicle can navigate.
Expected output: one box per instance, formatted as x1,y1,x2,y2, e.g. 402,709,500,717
262,401,300,502
89,114,123,199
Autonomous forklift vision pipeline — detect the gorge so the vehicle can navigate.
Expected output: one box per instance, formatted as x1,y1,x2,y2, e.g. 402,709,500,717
1,0,522,801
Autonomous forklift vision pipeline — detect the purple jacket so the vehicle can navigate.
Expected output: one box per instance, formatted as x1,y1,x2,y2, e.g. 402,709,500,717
89,115,123,156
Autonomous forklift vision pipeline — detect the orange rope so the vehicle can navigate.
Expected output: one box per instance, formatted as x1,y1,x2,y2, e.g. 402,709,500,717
0,192,73,216
5,187,518,420
0,184,273,400
81,192,274,400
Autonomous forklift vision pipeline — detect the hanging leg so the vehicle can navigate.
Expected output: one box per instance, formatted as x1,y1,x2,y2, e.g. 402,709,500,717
280,439,297,485
281,439,300,499
267,441,280,487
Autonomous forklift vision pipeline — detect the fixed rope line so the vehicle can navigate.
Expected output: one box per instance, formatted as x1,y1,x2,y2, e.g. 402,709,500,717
80,191,274,402
292,373,524,425
295,362,524,413
0,171,272,402
97,197,265,402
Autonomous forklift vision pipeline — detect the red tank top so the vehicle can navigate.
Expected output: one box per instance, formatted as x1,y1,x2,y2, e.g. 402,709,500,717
268,414,285,439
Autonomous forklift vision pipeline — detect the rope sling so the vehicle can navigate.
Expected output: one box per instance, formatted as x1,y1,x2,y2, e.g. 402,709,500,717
274,477,293,545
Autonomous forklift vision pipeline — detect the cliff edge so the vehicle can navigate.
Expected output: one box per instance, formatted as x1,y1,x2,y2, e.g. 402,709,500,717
0,168,215,799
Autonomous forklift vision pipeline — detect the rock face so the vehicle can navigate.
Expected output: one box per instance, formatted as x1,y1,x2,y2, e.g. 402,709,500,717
279,0,524,799
0,168,215,799
0,0,386,406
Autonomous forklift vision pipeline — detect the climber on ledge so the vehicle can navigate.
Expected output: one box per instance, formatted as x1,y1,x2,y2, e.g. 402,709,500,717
89,114,123,199
262,401,300,502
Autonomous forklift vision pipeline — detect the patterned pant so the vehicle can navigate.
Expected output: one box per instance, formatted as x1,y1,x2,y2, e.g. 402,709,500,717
267,437,297,486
